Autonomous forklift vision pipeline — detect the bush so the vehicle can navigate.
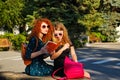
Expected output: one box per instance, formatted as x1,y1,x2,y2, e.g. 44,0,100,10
91,32,106,42
11,34,26,50
72,39,84,48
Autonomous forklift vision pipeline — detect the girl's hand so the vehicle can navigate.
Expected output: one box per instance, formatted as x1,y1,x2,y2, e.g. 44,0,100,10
62,43,70,51
40,47,48,54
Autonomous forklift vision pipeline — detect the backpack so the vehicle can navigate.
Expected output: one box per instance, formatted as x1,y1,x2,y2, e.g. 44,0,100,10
21,37,38,66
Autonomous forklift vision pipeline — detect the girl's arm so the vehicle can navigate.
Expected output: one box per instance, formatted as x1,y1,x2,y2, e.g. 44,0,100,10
70,46,78,62
26,37,48,59
50,48,64,60
31,47,47,58
50,43,70,60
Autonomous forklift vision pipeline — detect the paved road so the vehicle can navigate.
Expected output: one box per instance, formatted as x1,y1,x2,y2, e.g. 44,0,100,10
77,43,120,80
0,42,120,80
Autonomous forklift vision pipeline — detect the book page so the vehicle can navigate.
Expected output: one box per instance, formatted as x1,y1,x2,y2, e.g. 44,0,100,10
44,41,58,53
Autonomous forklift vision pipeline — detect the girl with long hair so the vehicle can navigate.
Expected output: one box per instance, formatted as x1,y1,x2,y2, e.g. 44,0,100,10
25,18,54,76
51,22,90,78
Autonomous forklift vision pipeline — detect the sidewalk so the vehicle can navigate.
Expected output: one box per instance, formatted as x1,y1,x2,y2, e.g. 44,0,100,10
0,42,120,80
86,42,120,49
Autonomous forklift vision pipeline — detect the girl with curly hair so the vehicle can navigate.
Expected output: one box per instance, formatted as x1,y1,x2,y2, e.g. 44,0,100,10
25,18,54,76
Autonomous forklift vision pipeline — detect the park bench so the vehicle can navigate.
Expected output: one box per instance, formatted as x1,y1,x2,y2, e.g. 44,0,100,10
0,38,11,50
89,35,101,43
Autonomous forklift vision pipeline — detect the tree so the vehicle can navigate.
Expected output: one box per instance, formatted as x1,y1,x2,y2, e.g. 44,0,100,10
30,0,103,38
21,0,88,38
0,0,24,33
97,0,120,42
20,0,105,45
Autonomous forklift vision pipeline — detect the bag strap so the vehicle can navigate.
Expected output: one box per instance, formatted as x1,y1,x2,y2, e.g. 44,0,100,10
33,37,38,52
52,67,67,80
24,37,38,52
52,67,91,80
28,37,38,72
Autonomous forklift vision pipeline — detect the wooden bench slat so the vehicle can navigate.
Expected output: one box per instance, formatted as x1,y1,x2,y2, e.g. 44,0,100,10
0,38,11,49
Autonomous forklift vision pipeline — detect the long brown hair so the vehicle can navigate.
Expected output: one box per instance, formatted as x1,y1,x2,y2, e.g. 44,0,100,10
53,22,72,45
27,18,54,43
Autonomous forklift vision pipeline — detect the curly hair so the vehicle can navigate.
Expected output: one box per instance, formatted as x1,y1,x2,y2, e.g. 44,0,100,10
28,18,54,43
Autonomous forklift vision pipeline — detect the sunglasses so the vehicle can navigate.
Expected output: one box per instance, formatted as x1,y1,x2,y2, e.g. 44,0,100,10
42,25,50,29
54,33,63,37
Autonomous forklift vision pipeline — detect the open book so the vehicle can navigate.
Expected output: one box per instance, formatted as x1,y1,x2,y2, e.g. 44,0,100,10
44,41,59,53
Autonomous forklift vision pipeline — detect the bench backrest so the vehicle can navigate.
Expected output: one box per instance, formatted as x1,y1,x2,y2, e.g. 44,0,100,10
0,38,11,47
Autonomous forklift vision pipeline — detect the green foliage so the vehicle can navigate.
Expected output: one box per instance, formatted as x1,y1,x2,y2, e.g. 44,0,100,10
0,0,24,32
72,39,83,48
91,25,119,42
90,32,106,42
109,0,120,8
34,0,104,40
25,15,35,27
101,27,118,42
0,0,120,49
78,13,104,33
0,33,14,40
11,34,26,50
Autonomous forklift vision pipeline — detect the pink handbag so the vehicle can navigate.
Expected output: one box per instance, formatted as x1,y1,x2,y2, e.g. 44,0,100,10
64,56,84,79
52,56,90,80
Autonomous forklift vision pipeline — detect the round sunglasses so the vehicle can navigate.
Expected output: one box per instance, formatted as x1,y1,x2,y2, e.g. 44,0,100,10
42,25,50,29
54,33,63,37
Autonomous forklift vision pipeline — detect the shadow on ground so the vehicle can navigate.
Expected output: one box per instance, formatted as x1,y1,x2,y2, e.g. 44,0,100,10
0,71,90,80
